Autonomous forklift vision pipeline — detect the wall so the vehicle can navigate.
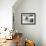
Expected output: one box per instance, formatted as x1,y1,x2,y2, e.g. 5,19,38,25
41,0,46,46
13,0,41,46
0,0,16,30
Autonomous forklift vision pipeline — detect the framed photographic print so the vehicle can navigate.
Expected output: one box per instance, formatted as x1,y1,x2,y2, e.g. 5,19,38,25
21,13,36,25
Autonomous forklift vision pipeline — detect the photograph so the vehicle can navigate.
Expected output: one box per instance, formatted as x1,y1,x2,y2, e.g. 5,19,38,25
21,13,36,25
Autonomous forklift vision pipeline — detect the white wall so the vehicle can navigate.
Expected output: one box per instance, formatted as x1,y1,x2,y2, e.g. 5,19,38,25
41,0,46,46
13,0,41,46
0,0,16,30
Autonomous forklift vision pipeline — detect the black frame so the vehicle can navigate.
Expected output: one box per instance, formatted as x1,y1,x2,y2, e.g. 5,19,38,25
21,13,36,25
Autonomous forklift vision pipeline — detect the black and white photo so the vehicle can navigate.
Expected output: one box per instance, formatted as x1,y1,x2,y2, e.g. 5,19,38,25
21,13,36,25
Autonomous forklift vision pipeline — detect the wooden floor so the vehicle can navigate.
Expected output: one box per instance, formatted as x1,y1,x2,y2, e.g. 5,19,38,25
0,39,16,46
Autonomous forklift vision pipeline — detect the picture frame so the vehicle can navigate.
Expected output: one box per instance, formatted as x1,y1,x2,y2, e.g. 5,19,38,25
21,13,36,25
